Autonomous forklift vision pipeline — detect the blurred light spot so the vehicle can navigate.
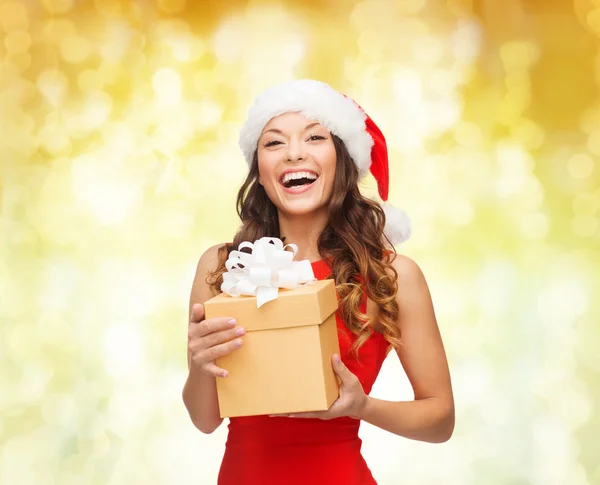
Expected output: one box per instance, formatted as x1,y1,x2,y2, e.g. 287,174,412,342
451,20,481,62
587,8,600,33
80,90,113,130
70,157,140,225
6,51,31,72
497,96,524,125
567,153,595,178
396,0,427,14
445,198,474,226
496,144,534,198
572,215,598,237
587,130,600,154
572,193,598,216
157,0,187,14
77,69,104,92
392,69,422,108
190,99,223,129
42,394,75,426
476,260,517,316
358,29,385,58
104,323,144,380
152,68,182,106
511,119,545,149
0,2,29,32
38,260,81,312
36,69,69,108
100,21,133,62
520,212,549,239
60,35,92,63
18,364,54,404
412,35,443,65
41,0,74,14
42,18,76,44
537,280,589,324
429,281,467,317
211,8,305,69
212,19,245,62
38,130,71,156
167,33,205,62
1,436,36,485
4,30,31,54
455,122,483,148
499,40,540,70
454,359,492,405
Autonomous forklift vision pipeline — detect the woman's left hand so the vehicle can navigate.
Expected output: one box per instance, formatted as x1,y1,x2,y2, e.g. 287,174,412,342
270,354,367,420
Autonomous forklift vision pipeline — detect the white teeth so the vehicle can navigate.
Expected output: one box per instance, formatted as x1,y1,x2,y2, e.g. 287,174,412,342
281,171,318,184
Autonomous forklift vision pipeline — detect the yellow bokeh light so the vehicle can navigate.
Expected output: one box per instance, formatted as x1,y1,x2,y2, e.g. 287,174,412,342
4,29,31,54
567,153,596,178
41,0,74,14
41,18,76,44
573,193,599,216
587,8,600,33
572,215,599,237
157,0,187,14
0,1,29,32
60,35,92,64
152,68,182,106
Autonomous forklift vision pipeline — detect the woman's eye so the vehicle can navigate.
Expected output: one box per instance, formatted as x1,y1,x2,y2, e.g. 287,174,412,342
264,140,282,147
308,135,326,141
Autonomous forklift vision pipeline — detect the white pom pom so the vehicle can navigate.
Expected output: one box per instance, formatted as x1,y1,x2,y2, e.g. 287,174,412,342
382,203,412,245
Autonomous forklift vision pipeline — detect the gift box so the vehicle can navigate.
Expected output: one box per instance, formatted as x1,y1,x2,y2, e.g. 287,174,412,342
203,238,341,418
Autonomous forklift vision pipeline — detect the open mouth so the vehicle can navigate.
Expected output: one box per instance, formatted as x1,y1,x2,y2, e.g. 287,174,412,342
279,171,319,189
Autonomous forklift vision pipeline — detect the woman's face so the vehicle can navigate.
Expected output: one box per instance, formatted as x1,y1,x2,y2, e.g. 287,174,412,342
257,112,337,217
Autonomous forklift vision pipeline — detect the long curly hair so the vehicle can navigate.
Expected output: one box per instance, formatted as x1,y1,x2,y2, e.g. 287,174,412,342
207,135,401,356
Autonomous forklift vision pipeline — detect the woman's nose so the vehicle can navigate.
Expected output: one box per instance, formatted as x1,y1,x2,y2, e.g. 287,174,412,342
286,138,307,161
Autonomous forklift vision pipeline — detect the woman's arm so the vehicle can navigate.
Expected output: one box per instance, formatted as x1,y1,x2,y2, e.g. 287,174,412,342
358,254,455,443
182,244,224,434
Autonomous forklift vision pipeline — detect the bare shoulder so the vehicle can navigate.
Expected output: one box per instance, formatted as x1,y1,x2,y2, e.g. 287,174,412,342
189,243,227,315
384,252,434,324
196,242,225,274
385,252,427,286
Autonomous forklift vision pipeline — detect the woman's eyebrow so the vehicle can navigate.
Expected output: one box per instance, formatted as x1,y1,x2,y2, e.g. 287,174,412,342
262,122,321,135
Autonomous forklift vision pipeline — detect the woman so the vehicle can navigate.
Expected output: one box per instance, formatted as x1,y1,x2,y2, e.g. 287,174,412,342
183,80,455,484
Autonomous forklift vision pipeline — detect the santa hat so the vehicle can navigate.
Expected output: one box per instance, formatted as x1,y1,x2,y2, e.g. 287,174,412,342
238,79,411,245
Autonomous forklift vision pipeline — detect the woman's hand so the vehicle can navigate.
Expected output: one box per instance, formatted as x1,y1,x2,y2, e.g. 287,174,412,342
187,303,245,378
271,354,368,420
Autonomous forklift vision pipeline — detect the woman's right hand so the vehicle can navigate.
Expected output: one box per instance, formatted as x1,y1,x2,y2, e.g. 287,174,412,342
188,303,245,378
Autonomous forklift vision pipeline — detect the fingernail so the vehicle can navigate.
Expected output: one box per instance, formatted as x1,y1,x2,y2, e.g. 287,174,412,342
221,370,228,378
228,319,236,326
234,338,243,347
333,354,341,364
236,327,245,336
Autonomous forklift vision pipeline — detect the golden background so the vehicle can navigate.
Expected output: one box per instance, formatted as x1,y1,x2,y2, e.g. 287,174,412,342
1,0,599,484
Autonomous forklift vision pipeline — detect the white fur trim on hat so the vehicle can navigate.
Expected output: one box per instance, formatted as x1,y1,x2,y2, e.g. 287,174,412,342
383,203,412,245
239,80,374,179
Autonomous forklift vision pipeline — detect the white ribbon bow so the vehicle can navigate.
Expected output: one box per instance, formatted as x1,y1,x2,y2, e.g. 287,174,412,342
221,237,317,308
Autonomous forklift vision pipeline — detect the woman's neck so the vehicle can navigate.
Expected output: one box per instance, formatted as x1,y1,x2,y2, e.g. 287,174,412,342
278,209,328,262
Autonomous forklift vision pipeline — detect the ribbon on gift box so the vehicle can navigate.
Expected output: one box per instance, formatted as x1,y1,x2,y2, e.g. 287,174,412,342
221,237,317,308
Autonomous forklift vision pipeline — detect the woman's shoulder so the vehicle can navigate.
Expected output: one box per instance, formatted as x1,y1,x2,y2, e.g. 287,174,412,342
198,242,225,267
384,251,422,280
195,243,230,282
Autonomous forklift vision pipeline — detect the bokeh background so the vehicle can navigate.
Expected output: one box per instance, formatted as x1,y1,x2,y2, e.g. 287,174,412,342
1,0,599,484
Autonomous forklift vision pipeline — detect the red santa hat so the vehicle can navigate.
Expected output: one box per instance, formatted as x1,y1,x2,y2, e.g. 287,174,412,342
238,79,411,245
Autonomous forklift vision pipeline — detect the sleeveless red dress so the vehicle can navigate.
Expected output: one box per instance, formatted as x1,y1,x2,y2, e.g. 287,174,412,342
217,258,389,485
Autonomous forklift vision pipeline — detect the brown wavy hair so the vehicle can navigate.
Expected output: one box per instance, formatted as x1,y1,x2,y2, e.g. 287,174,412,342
207,135,401,356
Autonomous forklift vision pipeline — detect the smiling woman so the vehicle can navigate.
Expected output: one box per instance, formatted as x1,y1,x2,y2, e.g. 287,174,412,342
256,113,338,217
182,79,454,485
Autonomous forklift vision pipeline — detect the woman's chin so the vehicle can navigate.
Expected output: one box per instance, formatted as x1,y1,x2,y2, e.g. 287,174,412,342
278,199,328,217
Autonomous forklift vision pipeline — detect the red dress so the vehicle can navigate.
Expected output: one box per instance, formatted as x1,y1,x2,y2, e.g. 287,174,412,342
217,258,389,485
